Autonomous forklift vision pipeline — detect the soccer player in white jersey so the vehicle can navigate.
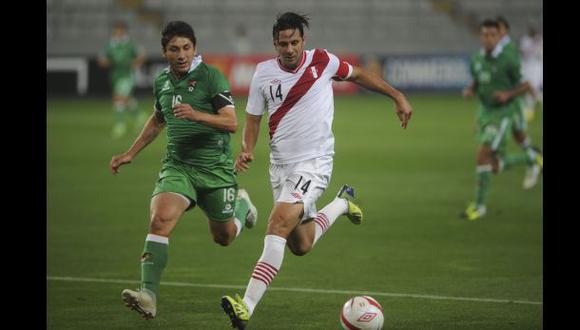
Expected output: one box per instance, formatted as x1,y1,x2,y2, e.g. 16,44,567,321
519,25,543,121
221,12,413,329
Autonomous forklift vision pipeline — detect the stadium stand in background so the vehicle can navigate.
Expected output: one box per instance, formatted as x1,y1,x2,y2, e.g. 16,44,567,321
47,0,541,97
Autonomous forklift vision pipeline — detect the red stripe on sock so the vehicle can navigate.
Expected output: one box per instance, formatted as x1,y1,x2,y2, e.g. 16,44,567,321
314,217,327,231
251,274,271,286
255,264,277,279
253,268,274,283
257,261,279,274
317,213,329,227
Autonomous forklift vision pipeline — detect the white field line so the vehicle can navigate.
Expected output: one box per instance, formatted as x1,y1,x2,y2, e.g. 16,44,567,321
47,276,542,306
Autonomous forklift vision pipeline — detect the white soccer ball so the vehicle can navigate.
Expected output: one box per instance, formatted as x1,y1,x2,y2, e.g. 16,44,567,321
340,296,385,330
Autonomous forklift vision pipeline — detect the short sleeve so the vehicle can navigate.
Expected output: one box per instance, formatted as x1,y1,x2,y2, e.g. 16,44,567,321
209,67,231,98
246,68,266,115
326,50,353,81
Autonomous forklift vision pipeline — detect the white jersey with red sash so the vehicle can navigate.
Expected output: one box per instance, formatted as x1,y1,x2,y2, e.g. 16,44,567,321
246,48,353,165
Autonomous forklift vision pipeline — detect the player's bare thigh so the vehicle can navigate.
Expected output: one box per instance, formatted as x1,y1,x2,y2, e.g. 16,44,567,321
286,219,316,256
207,218,239,247
149,192,189,236
266,202,303,238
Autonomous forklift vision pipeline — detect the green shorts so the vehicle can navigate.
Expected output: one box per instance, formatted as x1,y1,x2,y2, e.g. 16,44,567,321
112,76,134,97
477,110,513,154
152,162,238,221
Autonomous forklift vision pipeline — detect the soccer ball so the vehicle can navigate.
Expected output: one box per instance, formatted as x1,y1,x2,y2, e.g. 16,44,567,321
340,296,384,330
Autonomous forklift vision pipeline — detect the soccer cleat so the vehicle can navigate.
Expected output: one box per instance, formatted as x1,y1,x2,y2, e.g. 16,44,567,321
336,184,363,225
532,147,543,169
111,122,127,139
523,164,541,189
122,288,157,320
237,189,258,229
460,202,487,221
523,147,543,190
221,294,249,329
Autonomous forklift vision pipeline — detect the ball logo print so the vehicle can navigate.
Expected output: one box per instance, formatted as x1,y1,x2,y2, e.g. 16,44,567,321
340,296,384,330
357,312,378,322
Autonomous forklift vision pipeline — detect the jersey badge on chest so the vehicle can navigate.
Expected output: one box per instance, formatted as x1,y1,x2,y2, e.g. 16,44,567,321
187,79,197,92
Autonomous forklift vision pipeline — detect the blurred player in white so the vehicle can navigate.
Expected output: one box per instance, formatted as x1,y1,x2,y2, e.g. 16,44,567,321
496,16,542,189
519,25,543,122
220,12,413,329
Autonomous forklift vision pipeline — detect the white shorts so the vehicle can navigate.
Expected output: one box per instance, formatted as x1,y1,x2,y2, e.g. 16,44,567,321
269,155,333,221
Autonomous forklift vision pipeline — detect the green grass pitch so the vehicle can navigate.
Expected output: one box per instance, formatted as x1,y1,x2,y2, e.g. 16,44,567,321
47,94,542,329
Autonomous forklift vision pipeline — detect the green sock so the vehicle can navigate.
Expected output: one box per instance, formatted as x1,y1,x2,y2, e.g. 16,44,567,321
140,236,168,296
128,98,139,112
114,103,126,124
475,166,492,207
502,149,536,170
234,196,250,228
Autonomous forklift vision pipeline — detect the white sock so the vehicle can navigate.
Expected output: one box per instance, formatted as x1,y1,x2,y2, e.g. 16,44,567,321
313,198,348,246
146,233,169,245
243,235,286,316
234,218,243,237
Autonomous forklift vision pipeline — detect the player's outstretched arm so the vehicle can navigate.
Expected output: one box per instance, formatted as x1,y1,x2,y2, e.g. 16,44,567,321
235,114,262,173
347,66,413,129
110,111,165,174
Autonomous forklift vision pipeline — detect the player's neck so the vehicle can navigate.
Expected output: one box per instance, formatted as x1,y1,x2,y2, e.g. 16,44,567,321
170,68,188,80
278,51,305,72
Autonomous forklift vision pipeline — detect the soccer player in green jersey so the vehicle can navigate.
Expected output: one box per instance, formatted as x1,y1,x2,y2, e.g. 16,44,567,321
110,21,258,320
98,21,147,139
461,19,543,221
497,16,543,189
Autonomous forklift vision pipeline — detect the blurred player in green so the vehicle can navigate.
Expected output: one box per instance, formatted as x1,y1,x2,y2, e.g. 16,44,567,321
98,21,147,139
110,21,258,320
461,19,543,221
496,16,542,189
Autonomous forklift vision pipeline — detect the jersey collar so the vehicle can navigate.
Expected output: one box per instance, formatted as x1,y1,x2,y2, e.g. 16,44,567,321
165,54,203,80
277,51,306,73
188,54,203,73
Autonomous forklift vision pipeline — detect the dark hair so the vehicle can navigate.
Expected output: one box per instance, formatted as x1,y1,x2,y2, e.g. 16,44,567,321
496,16,510,30
161,21,196,50
480,18,499,30
272,12,310,41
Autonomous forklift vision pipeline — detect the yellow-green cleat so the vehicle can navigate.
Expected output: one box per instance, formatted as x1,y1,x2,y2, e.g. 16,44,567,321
221,294,249,329
336,184,363,225
460,202,487,221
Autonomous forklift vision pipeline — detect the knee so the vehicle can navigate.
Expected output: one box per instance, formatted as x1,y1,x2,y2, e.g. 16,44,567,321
267,214,299,237
288,242,311,256
149,213,174,235
212,233,234,247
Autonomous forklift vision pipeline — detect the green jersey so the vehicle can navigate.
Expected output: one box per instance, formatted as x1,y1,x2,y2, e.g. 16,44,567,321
153,58,235,170
469,44,523,111
101,37,141,81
